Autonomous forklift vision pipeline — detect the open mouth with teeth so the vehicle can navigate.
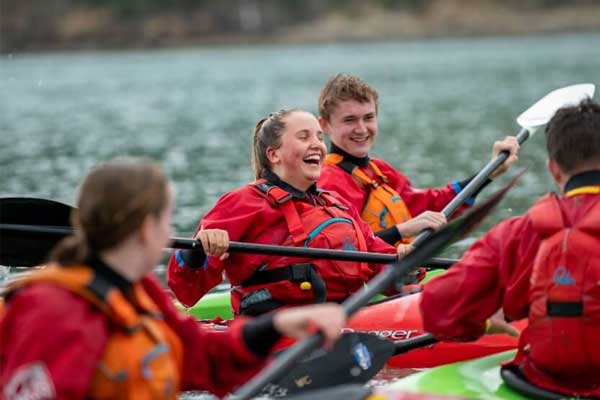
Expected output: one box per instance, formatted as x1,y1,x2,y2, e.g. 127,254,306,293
351,136,370,143
303,154,322,165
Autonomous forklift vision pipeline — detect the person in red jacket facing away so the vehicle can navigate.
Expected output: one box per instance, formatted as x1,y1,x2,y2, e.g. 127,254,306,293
421,98,600,398
168,109,412,316
317,74,520,245
0,158,346,400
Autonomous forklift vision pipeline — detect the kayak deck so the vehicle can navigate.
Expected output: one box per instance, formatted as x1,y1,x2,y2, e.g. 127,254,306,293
385,350,528,400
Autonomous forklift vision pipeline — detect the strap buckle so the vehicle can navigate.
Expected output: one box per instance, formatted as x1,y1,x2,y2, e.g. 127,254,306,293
290,263,311,282
265,186,292,204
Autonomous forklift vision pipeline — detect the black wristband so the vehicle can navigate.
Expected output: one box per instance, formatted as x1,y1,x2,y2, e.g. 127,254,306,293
375,226,402,245
177,249,206,269
242,313,282,356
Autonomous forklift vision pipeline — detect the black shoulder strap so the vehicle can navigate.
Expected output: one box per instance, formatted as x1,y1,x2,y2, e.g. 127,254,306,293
338,159,357,175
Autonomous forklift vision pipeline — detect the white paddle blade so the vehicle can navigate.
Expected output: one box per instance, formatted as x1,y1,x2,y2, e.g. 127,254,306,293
517,83,596,133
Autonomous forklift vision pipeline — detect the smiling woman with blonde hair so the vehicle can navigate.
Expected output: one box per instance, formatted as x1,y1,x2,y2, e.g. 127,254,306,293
168,109,412,317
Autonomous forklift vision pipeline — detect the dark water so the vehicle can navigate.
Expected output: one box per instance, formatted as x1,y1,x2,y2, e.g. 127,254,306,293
1,32,599,397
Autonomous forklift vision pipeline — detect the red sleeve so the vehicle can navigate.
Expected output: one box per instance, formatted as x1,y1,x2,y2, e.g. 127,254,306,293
420,215,538,341
142,277,266,397
0,285,108,399
373,159,468,217
167,186,262,307
166,216,223,307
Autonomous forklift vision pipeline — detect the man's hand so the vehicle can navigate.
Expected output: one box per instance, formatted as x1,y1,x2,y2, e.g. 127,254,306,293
490,136,520,178
395,211,447,238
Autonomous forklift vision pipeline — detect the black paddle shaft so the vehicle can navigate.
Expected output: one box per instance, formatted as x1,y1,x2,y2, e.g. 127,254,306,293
0,221,456,269
393,332,437,355
411,127,529,248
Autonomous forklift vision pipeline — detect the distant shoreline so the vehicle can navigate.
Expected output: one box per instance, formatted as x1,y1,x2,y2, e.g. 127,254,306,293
5,31,599,57
3,1,600,53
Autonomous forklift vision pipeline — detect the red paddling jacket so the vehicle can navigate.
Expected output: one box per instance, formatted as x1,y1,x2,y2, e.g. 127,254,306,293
421,170,600,398
318,144,478,244
0,260,270,399
168,171,397,315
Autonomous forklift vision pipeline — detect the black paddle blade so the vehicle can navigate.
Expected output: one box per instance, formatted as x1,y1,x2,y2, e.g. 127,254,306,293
0,197,74,267
261,333,394,397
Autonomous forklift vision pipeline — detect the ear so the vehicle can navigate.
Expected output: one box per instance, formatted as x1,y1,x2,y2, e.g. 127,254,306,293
547,159,567,192
318,116,330,134
265,146,280,166
137,215,153,244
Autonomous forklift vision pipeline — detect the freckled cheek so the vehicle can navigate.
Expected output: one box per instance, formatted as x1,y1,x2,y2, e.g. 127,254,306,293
292,150,304,162
283,151,303,168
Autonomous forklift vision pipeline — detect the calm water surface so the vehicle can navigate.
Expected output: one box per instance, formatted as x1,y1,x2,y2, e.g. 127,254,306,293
1,33,599,397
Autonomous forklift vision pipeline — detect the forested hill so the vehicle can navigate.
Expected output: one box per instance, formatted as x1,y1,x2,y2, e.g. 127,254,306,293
3,0,600,53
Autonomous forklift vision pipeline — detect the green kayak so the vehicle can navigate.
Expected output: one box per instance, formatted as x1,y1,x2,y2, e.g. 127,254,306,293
176,290,233,320
385,350,527,400
175,269,447,320
174,290,387,320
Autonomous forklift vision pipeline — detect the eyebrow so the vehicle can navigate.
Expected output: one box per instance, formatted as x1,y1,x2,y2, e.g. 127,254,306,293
295,129,323,135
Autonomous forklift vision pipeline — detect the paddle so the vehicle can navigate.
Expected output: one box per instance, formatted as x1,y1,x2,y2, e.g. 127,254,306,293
265,332,435,396
232,167,520,400
266,332,437,396
410,83,595,248
0,197,456,269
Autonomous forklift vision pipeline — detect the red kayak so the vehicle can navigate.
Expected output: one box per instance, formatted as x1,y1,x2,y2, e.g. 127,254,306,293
197,290,526,369
347,291,526,368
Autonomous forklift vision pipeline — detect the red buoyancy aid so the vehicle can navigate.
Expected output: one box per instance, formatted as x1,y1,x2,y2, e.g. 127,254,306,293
5,265,184,399
232,180,371,315
325,154,413,243
525,193,600,388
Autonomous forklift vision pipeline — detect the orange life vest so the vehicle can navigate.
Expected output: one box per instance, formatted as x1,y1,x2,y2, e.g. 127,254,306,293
6,265,184,399
526,191,600,381
325,153,412,241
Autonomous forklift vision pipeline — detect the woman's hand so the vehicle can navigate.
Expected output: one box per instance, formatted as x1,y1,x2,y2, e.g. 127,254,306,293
395,211,447,238
273,303,346,349
396,243,414,258
196,229,229,260
490,136,520,178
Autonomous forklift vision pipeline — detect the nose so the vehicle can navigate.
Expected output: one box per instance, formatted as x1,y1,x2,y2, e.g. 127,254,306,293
309,134,326,151
355,119,367,134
